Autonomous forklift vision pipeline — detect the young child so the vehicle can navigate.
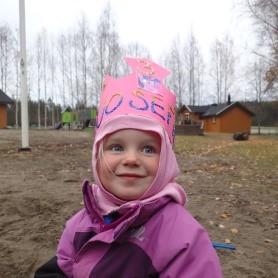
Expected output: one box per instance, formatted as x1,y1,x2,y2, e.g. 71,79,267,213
35,58,222,277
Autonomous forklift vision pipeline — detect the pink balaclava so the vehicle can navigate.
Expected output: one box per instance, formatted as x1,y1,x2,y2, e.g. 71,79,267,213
90,58,186,214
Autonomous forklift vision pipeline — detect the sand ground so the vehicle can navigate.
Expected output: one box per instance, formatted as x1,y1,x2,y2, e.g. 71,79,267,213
0,129,277,278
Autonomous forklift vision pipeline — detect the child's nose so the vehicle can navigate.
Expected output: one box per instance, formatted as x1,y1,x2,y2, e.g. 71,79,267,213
123,150,139,166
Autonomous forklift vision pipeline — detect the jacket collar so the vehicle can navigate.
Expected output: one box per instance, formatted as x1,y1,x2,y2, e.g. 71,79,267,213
82,180,171,239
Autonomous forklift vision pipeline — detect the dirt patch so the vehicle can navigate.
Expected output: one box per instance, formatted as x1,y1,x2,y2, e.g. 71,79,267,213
0,129,277,278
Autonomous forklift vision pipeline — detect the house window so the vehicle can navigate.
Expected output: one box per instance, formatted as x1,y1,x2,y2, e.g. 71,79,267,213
185,113,190,121
212,117,216,123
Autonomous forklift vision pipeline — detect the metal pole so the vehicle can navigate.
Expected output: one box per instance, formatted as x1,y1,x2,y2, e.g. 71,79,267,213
19,0,30,151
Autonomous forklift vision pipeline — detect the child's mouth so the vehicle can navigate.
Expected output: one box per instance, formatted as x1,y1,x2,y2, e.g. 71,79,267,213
117,173,144,180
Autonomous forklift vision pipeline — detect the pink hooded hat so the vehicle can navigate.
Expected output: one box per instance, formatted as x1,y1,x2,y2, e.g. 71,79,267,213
91,58,186,214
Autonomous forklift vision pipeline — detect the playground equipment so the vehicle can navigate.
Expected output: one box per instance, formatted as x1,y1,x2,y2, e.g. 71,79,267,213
57,107,97,129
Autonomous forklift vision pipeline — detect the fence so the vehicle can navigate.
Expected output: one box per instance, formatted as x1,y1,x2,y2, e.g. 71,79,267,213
175,124,204,135
251,126,278,135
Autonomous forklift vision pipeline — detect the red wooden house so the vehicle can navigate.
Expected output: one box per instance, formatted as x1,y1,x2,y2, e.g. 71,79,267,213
178,100,255,134
0,89,13,128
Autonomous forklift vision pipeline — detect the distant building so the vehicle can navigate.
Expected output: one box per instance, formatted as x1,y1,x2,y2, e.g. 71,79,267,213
0,89,13,128
178,98,255,134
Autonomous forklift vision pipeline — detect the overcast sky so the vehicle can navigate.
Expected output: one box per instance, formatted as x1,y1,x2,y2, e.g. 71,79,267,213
1,0,256,61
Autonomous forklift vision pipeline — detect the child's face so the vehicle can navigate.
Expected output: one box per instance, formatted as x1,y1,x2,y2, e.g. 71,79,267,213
98,129,161,201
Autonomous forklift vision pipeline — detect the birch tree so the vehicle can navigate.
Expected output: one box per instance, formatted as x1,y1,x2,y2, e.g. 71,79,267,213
165,37,185,108
246,0,278,95
76,14,92,107
125,42,150,59
35,33,43,128
13,30,20,127
93,4,121,106
57,33,67,107
64,34,75,109
0,24,14,93
49,37,56,127
41,29,49,127
73,32,81,108
210,35,235,103
246,57,268,133
184,31,204,105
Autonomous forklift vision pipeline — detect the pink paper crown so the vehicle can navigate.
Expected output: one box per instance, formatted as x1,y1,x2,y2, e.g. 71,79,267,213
96,57,176,143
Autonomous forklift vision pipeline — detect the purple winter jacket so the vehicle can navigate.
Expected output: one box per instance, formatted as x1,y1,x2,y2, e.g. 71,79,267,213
52,181,222,278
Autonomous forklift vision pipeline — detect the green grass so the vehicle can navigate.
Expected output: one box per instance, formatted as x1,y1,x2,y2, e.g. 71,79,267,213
223,140,278,173
174,134,278,176
174,134,233,154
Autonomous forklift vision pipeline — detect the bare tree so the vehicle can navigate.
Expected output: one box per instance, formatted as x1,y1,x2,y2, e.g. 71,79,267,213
246,0,278,94
246,57,267,133
107,28,122,77
195,55,205,105
0,24,14,93
41,29,49,128
165,37,185,108
73,32,81,108
210,39,222,103
49,36,56,127
210,35,235,103
13,30,20,127
93,4,121,106
35,33,43,128
76,14,92,107
125,42,151,59
222,35,235,102
57,33,67,108
184,30,204,105
64,34,75,109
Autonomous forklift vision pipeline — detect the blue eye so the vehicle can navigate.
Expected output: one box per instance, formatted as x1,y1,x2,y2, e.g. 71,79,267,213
110,144,123,152
143,145,156,154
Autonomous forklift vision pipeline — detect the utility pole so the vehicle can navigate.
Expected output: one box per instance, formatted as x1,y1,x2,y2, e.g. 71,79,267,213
19,0,31,151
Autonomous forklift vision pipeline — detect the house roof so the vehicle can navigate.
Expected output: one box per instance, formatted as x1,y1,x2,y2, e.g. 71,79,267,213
179,102,255,117
203,103,230,116
201,102,255,117
178,104,210,113
187,105,212,114
0,89,13,104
